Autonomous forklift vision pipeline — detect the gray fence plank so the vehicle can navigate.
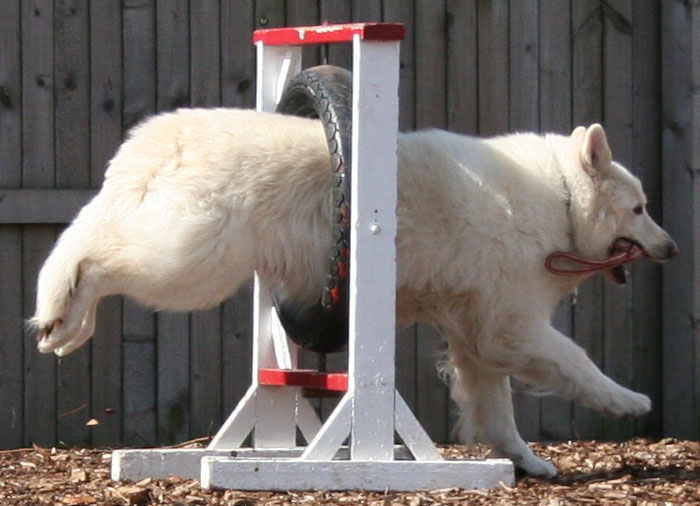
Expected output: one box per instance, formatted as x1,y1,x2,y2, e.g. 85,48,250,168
190,307,223,439
385,0,418,415
189,0,225,440
221,0,255,108
55,0,90,190
157,313,191,445
55,0,92,447
446,0,477,136
255,0,286,29
630,0,663,438
0,0,23,449
0,0,21,188
23,228,58,447
220,3,255,423
353,0,381,22
154,0,191,447
0,226,23,448
509,0,541,443
122,0,157,130
90,296,123,447
122,0,157,447
602,0,636,441
191,0,221,107
661,0,697,440
538,0,575,442
90,0,123,187
89,0,124,447
571,0,605,441
443,0,477,437
222,284,253,419
414,0,450,443
20,0,57,447
21,0,55,189
477,0,509,136
156,0,190,112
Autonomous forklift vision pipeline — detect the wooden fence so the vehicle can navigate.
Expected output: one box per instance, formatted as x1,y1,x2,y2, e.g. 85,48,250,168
1,0,698,449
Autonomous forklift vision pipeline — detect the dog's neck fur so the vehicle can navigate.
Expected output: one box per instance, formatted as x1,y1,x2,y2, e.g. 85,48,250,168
546,134,600,258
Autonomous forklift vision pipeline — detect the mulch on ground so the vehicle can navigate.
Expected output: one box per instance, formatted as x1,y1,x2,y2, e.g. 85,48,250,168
1,438,698,505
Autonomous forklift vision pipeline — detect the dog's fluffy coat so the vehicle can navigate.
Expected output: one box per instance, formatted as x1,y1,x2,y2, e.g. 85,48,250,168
32,108,677,477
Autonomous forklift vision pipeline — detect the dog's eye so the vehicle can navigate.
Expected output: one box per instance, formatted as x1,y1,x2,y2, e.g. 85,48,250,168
633,205,644,215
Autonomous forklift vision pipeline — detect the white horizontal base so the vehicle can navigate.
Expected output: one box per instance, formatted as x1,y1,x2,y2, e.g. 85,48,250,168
201,457,515,491
111,449,228,481
111,448,514,491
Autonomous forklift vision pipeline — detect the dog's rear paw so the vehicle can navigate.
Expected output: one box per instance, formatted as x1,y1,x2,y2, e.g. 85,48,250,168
35,320,63,353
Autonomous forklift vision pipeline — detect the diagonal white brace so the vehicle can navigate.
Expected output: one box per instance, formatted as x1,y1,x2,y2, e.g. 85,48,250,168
300,393,352,461
394,391,442,461
207,385,257,450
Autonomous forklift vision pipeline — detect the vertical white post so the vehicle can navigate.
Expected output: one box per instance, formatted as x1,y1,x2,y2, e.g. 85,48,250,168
348,35,401,461
253,42,303,449
255,43,302,112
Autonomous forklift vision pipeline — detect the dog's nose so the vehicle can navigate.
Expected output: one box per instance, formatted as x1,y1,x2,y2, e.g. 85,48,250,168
667,240,679,258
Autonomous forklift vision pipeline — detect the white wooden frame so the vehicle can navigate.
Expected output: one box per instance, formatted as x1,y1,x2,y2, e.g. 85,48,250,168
111,23,514,492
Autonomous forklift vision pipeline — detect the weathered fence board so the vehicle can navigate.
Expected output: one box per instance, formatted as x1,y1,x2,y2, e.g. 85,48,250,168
601,0,636,441
153,0,191,447
122,0,158,448
446,0,477,136
55,0,92,447
0,0,23,450
509,0,542,443
0,225,23,448
88,0,124,448
414,0,450,444
477,0,509,136
539,0,574,443
385,0,418,418
0,0,696,450
570,0,606,441
661,0,699,440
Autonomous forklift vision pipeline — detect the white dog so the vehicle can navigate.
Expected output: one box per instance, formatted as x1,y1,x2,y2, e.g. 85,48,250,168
31,108,677,477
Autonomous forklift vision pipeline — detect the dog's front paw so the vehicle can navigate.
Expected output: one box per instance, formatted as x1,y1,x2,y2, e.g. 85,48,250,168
492,447,557,478
517,454,558,478
605,389,651,418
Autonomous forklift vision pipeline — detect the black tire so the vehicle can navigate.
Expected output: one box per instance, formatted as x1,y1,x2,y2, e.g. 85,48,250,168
272,65,352,354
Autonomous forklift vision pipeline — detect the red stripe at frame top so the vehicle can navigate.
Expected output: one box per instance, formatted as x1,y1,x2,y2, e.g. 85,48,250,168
253,22,405,46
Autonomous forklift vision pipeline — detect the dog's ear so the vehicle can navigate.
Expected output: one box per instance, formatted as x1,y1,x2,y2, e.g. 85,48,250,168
578,124,612,181
571,125,586,142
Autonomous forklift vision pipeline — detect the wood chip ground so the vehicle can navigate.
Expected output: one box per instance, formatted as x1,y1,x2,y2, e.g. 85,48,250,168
1,438,698,505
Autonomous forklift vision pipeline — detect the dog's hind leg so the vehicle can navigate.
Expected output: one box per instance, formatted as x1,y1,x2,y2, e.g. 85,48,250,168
447,353,558,478
510,321,651,419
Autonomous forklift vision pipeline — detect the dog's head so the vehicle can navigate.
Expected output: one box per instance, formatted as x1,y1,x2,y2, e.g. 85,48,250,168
570,124,678,284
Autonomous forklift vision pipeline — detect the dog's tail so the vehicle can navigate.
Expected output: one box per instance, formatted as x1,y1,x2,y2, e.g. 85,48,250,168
29,222,88,334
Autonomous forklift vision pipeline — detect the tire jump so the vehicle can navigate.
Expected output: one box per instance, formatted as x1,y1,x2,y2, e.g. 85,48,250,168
272,65,352,354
